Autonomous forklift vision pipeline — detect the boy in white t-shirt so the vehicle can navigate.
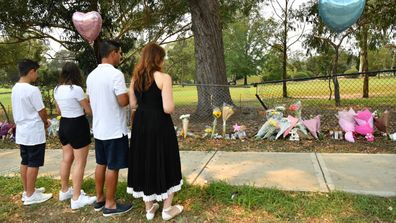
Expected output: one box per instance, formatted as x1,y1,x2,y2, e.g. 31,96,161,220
11,59,53,205
86,40,132,216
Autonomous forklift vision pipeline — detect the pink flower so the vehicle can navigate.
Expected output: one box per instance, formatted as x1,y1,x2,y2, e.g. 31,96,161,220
365,133,374,142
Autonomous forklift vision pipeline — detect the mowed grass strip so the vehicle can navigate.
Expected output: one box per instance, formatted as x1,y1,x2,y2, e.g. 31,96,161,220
0,176,395,222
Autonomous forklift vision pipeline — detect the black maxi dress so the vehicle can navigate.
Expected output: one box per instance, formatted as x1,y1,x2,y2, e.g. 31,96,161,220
127,82,183,202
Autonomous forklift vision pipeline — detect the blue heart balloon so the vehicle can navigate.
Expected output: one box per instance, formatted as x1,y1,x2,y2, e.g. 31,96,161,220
319,0,366,33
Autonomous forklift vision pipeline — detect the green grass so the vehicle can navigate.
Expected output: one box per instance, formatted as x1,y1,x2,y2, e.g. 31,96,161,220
0,88,12,109
0,176,394,222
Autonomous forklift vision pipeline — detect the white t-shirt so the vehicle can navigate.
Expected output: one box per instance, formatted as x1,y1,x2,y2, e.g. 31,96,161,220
86,63,128,140
54,85,85,118
11,83,45,145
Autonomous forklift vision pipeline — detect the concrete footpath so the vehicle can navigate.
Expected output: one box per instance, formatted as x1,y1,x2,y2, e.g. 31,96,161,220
0,150,395,197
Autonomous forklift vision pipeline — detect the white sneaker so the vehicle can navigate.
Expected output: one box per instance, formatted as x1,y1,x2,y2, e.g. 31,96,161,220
59,187,73,201
23,191,52,205
22,187,46,202
71,194,97,210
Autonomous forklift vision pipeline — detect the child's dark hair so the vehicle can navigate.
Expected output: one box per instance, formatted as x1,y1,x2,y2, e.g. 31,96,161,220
18,59,40,77
58,62,83,87
99,40,121,60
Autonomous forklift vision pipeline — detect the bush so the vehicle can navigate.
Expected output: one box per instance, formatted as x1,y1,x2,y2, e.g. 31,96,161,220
292,71,313,79
344,66,359,78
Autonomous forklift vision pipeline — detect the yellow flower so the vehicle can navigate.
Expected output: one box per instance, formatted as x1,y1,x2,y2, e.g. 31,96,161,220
56,116,61,120
268,119,278,127
204,128,212,133
213,107,222,119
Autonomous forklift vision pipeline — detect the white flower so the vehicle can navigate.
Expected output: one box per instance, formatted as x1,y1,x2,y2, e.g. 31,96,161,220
179,114,191,120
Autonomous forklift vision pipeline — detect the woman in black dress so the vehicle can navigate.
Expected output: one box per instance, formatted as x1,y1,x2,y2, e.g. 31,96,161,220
127,43,183,221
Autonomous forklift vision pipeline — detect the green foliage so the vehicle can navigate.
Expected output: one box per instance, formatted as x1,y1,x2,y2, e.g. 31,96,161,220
165,38,196,83
368,47,395,70
223,11,275,83
344,66,358,74
344,65,359,78
261,48,284,81
0,0,192,74
0,39,48,86
292,71,313,79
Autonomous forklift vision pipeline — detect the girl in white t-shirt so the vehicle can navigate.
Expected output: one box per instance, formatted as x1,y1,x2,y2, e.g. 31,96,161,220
54,62,96,210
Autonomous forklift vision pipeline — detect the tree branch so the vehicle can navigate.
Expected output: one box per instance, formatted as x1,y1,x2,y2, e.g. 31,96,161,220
287,22,306,49
270,0,284,21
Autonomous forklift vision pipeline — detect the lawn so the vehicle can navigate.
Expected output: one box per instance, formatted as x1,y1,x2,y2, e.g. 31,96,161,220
0,176,395,222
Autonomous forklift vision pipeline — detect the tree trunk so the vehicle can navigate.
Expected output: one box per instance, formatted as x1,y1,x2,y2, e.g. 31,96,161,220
188,0,233,117
332,47,341,106
244,75,247,85
282,0,288,98
359,24,369,98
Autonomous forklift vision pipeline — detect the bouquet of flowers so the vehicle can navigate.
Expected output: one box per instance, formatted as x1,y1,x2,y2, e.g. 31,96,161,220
336,108,356,142
179,114,191,138
302,115,321,139
48,116,61,137
288,101,302,119
211,107,222,138
354,109,374,142
222,104,234,137
275,118,291,139
373,110,390,134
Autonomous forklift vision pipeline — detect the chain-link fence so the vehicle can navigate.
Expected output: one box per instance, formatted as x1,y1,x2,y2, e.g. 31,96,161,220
1,70,395,136
171,70,396,136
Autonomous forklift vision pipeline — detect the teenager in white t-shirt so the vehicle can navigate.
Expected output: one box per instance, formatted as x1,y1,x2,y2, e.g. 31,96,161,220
11,59,53,205
86,40,131,216
54,62,96,210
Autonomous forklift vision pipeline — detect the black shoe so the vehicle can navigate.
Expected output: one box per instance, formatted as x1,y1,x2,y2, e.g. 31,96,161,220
94,201,105,211
103,203,133,217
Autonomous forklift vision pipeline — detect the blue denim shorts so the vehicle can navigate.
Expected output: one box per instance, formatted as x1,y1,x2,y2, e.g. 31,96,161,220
20,143,45,167
95,135,129,170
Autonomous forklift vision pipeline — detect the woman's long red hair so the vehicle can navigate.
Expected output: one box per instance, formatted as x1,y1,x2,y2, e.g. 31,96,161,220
132,42,166,92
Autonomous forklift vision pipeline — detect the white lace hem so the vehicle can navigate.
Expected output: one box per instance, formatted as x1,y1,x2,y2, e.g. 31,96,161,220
126,179,183,202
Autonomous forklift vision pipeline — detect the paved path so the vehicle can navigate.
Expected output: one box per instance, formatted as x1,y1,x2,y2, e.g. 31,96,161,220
0,149,395,197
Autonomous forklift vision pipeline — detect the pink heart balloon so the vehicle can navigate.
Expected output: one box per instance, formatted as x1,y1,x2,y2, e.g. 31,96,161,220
72,11,102,44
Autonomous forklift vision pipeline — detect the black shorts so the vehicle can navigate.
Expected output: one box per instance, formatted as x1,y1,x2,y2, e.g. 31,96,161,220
95,135,129,170
20,144,45,167
58,115,91,149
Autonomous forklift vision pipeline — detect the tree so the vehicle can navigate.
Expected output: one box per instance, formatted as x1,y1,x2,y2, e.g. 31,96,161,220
1,0,262,116
0,0,190,74
187,0,233,116
165,38,195,83
0,39,47,85
261,47,283,81
368,46,395,70
298,1,357,106
268,0,306,98
354,0,396,98
223,10,275,85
